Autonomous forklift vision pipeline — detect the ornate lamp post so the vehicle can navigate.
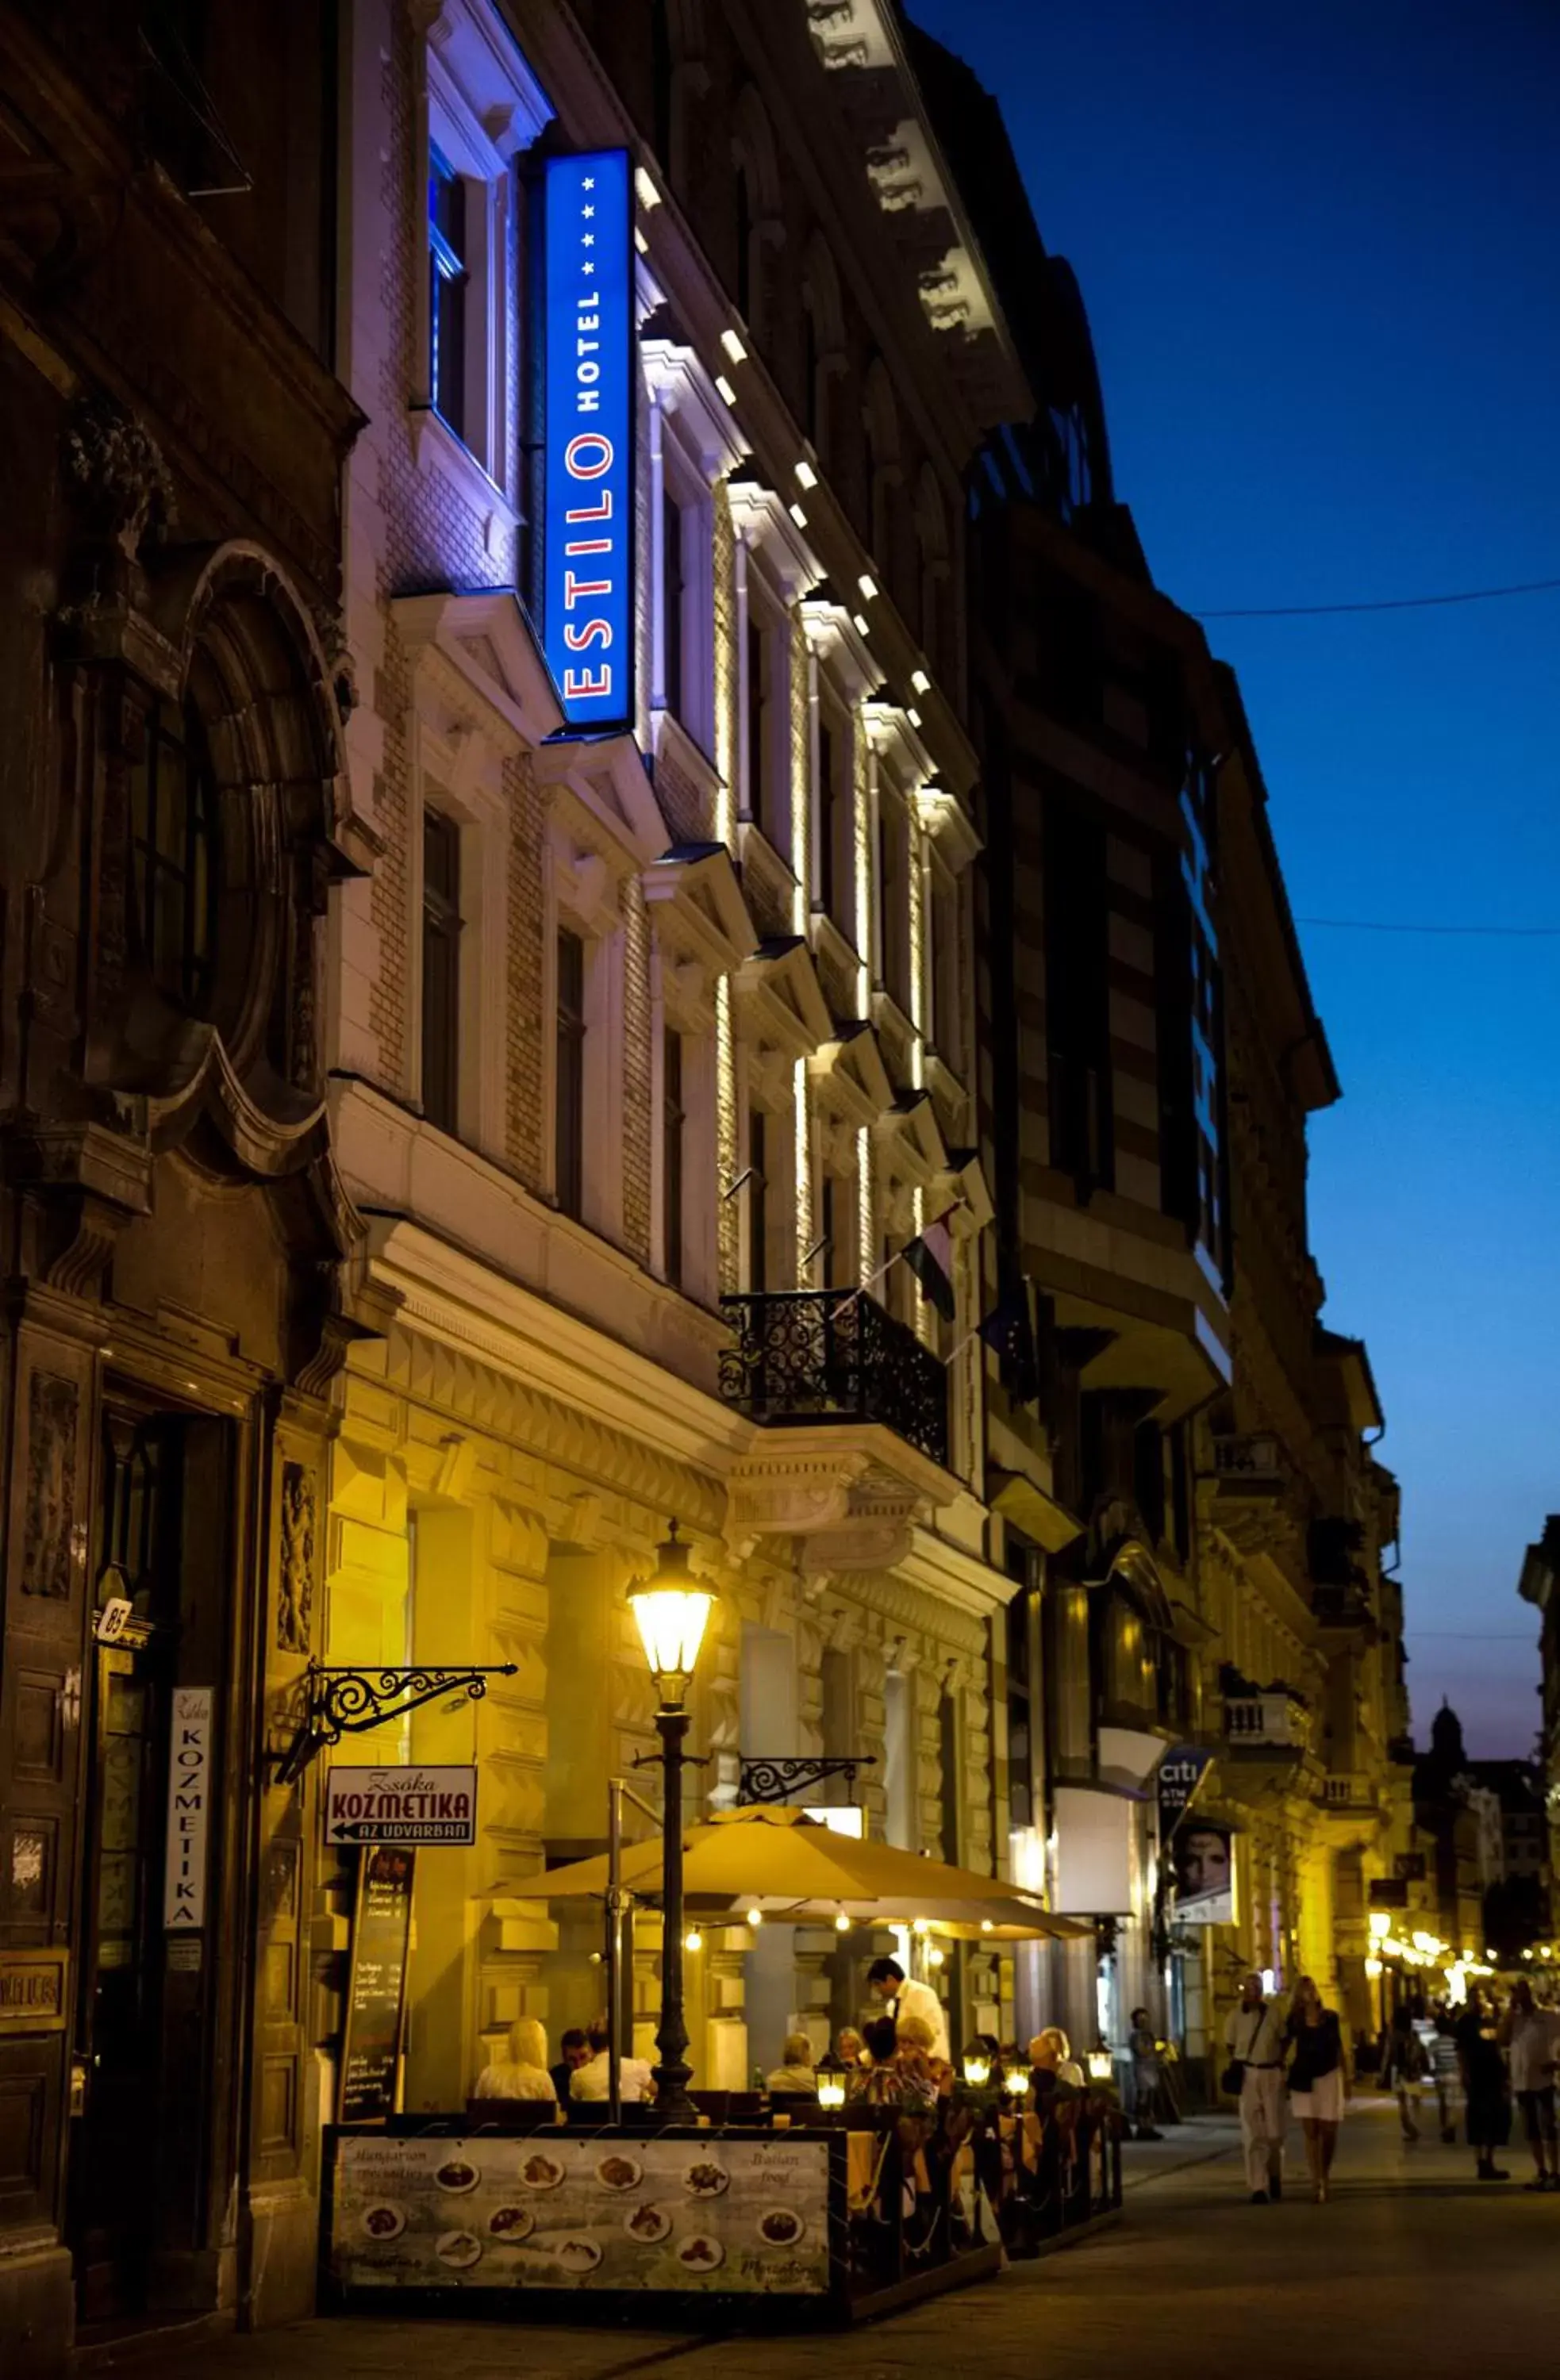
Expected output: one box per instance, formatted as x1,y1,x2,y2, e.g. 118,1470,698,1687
628,1522,717,2124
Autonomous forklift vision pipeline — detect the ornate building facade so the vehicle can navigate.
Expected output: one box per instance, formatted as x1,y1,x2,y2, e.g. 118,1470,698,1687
0,3,375,2367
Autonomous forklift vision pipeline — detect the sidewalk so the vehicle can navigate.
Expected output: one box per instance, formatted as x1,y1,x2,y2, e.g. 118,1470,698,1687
1116,2111,1243,2192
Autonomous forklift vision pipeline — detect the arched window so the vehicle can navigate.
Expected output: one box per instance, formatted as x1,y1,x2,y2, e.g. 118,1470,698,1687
129,692,219,1014
862,359,903,601
730,86,783,341
736,161,753,324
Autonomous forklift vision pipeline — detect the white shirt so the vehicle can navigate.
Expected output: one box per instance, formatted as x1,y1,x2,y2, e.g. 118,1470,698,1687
1224,2000,1286,2067
888,1976,950,2063
570,2049,654,2102
471,2060,556,2102
1506,2009,1560,2094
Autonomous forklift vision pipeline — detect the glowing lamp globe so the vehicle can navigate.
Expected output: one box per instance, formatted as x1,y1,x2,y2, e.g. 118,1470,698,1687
962,2050,992,2088
817,2059,847,2111
628,1522,717,1706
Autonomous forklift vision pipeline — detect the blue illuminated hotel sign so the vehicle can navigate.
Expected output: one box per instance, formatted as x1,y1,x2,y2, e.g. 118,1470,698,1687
542,149,634,731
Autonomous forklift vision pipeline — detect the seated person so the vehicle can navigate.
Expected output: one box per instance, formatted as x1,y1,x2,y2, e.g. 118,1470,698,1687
767,2030,820,2094
851,2015,905,2102
472,2016,557,2102
896,2013,953,2098
1029,2026,1085,2090
570,2013,655,2103
550,2025,589,2103
836,2026,866,2068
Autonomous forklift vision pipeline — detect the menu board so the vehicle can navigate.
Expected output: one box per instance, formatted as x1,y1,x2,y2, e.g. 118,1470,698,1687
329,2131,832,2298
339,1847,415,2124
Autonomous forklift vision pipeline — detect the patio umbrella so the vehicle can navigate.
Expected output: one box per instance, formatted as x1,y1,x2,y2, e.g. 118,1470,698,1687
500,1806,1088,1937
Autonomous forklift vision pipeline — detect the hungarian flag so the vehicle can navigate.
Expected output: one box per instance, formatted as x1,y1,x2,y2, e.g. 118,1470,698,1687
901,1219,956,1320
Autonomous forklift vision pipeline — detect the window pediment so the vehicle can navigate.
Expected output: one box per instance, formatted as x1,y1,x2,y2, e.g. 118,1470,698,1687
641,329,750,482
728,470,820,602
808,1022,893,1128
733,935,833,1061
874,1088,949,1186
913,781,981,873
801,589,878,706
427,0,552,173
642,843,756,983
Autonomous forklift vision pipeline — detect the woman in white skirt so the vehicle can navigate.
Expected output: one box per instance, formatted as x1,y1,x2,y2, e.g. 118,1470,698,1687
1285,1976,1347,2200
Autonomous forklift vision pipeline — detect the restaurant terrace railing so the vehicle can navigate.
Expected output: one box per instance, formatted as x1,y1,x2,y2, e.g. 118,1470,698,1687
718,1288,950,1471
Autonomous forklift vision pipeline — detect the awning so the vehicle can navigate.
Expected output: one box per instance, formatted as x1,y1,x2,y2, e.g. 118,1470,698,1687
989,1471,1083,1556
501,1807,1089,1937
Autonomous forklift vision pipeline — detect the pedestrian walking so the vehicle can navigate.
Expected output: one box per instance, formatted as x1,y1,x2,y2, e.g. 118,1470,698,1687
1428,2003,1460,2144
1497,1979,1560,2191
1454,1986,1511,2181
1285,1976,1347,2202
1128,2007,1166,2140
1223,1973,1289,2203
1380,2003,1429,2140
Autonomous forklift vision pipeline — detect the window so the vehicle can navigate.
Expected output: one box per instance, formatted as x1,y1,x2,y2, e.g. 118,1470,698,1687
746,611,774,842
129,696,217,1012
428,146,468,440
819,1173,836,1288
817,713,837,919
663,1024,685,1290
662,483,686,720
747,1107,767,1293
802,297,819,447
877,796,910,1010
1044,798,1113,1188
736,164,752,322
555,928,586,1218
421,810,463,1133
931,867,960,1068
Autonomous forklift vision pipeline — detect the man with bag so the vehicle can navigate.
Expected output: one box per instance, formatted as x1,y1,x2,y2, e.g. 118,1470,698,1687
1223,1973,1289,2202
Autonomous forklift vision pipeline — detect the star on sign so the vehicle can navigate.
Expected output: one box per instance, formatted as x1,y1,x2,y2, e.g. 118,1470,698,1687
582,233,594,247
582,205,595,217
582,176,596,190
582,261,595,274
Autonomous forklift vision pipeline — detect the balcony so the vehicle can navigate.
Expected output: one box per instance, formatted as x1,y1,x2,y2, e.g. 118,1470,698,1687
1224,1692,1312,1754
719,1288,949,1471
1312,1583,1375,1631
1212,1434,1288,1493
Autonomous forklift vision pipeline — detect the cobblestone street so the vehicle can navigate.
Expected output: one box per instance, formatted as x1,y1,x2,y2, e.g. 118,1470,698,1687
85,2106,1560,2380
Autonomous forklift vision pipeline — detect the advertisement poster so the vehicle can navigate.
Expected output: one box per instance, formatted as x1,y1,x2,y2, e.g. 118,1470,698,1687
1172,1821,1235,1925
338,1848,416,2123
329,2131,832,2298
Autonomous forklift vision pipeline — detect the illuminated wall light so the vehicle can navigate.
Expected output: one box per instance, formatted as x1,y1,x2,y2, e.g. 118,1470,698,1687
720,328,747,363
633,226,648,255
853,613,870,637
715,373,736,405
858,574,878,601
905,705,921,728
795,459,817,489
634,166,662,212
789,502,808,528
911,667,930,694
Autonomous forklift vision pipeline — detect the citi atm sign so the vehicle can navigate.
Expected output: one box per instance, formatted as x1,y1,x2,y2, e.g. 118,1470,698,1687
542,149,634,731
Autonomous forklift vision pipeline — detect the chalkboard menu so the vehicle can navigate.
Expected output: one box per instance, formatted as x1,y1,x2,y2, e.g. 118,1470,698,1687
340,1846,416,2124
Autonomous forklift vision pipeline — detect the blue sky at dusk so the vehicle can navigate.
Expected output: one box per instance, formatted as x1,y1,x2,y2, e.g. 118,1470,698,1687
909,0,1560,1754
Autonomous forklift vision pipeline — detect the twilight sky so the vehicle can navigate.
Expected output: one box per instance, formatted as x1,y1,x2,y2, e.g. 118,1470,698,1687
909,0,1560,1754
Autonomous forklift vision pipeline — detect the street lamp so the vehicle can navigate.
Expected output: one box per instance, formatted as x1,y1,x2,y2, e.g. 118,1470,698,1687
628,1522,718,2123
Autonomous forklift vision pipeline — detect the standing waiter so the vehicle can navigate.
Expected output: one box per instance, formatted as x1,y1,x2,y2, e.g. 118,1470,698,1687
1224,1973,1289,2202
866,1956,951,2062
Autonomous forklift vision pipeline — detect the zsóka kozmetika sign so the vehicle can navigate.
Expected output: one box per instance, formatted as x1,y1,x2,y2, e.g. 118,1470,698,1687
325,1766,478,1847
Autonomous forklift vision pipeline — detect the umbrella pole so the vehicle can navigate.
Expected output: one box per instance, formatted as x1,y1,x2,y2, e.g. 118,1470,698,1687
607,1779,623,2125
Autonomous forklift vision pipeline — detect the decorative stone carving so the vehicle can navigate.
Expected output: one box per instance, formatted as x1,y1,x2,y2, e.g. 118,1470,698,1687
22,1374,79,1599
276,1463,316,1653
62,391,174,558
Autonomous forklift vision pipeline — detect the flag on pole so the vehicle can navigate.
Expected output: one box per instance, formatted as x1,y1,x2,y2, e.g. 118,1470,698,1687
901,1218,956,1321
977,1281,1039,1400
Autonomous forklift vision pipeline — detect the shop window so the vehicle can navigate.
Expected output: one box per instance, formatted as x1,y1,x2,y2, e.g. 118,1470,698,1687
129,696,217,1014
420,808,463,1134
555,927,586,1218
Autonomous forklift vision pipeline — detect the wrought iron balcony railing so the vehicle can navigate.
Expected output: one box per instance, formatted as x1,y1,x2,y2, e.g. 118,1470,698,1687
719,1288,950,1471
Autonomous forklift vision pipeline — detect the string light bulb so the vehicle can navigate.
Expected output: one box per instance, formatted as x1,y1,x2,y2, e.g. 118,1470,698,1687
684,1929,703,1953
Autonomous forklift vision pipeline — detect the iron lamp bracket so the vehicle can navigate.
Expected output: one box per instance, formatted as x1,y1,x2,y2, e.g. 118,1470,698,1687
273,1662,518,1788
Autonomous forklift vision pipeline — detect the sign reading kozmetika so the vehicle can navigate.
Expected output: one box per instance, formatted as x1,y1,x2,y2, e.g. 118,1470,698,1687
325,1765,478,1847
541,148,633,731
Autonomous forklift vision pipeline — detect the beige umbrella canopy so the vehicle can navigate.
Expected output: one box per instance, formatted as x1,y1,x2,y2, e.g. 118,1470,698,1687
504,1806,1088,1938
